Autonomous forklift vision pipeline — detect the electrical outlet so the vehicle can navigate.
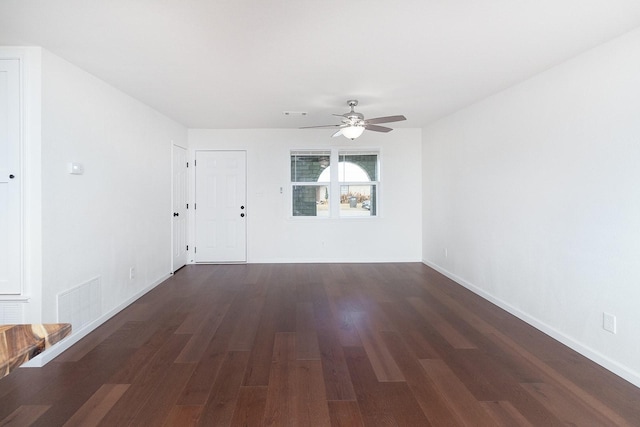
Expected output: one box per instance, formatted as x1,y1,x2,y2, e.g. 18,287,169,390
129,267,136,280
603,312,616,334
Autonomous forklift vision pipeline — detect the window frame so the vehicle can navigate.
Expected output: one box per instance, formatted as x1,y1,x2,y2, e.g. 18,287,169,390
289,148,381,219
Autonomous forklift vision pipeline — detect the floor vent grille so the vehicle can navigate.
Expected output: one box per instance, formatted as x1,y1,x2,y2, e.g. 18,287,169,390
0,302,23,323
57,277,102,329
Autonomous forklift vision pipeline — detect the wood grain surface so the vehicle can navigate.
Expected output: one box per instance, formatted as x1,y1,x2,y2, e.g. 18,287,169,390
0,263,638,426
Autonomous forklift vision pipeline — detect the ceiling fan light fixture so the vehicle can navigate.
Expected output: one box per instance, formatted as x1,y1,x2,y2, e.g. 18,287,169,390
300,100,406,138
342,125,365,140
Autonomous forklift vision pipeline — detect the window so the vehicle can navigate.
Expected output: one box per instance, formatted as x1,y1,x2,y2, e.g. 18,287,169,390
291,151,331,217
291,149,379,217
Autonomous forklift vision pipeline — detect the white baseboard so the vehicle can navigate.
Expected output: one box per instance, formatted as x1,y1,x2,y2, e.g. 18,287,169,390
244,257,423,264
20,273,171,368
422,259,640,389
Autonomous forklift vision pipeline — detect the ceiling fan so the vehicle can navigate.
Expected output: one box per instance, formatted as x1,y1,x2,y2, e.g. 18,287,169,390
301,100,406,140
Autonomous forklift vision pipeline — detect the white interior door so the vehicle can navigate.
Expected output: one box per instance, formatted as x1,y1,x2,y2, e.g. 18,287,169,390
194,150,247,263
0,59,21,294
171,144,188,272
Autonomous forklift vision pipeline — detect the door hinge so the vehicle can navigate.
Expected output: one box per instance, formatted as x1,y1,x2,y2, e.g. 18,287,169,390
186,203,189,209
186,245,188,251
194,247,197,254
194,159,197,166
186,162,189,168
194,203,196,209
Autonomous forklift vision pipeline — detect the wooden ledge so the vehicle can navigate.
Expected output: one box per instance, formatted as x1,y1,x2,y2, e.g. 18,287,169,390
0,323,72,378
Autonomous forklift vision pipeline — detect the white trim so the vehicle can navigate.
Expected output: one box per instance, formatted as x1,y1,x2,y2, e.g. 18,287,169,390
0,295,30,302
250,257,422,264
422,259,640,388
20,273,171,368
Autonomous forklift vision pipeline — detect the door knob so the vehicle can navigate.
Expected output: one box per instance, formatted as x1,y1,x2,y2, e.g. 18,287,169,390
240,205,245,209
240,213,245,217
173,212,179,217
9,174,15,179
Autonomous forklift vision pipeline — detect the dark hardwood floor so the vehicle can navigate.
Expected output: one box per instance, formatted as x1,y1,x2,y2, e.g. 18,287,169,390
1,263,638,426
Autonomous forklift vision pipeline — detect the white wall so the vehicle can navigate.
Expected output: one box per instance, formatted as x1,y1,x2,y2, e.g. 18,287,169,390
40,49,187,323
422,28,640,386
189,128,422,263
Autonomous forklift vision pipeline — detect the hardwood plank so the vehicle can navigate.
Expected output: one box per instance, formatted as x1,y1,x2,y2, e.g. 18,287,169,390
378,300,441,359
130,363,196,426
313,297,357,401
331,308,362,347
480,401,533,427
295,360,331,426
435,347,564,425
419,358,497,426
243,263,268,285
62,384,129,427
316,330,357,401
521,382,617,426
487,331,634,426
344,346,430,426
241,324,276,387
163,405,203,427
174,302,231,363
327,401,365,427
0,405,50,426
262,333,331,426
98,333,191,425
379,331,462,426
296,303,320,360
442,348,522,402
547,352,640,422
176,334,230,405
178,283,252,404
196,351,250,426
407,297,477,349
323,281,364,347
267,281,297,333
263,333,297,426
107,310,190,384
227,284,266,351
229,386,267,427
174,296,225,335
27,348,135,426
351,313,404,382
243,282,296,386
54,315,130,363
172,271,230,336
0,363,64,412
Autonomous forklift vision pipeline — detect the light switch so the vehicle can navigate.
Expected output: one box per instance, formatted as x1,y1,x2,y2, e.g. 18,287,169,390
69,162,84,175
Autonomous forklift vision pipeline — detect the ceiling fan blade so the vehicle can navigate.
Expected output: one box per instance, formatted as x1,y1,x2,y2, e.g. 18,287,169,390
365,124,393,133
299,124,343,129
332,129,343,138
364,115,406,125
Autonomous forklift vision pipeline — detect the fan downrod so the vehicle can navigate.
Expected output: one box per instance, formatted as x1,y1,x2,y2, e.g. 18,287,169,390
345,100,364,121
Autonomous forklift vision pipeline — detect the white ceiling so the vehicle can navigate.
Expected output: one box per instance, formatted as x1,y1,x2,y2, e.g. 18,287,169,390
2,0,640,130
